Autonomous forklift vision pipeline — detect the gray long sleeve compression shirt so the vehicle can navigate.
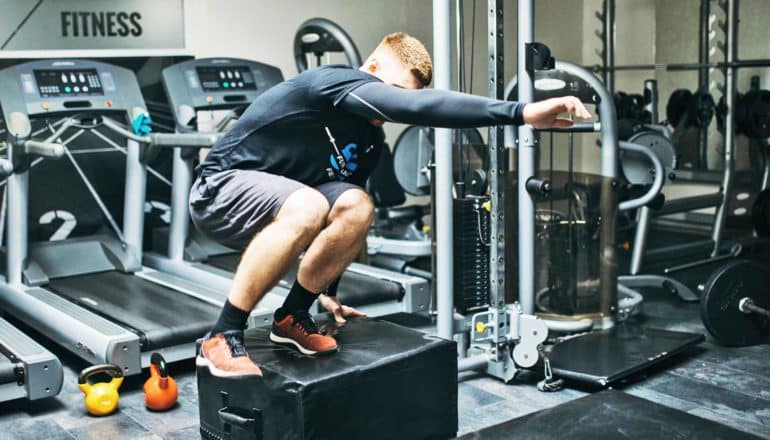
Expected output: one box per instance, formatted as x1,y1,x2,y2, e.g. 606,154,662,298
340,81,526,128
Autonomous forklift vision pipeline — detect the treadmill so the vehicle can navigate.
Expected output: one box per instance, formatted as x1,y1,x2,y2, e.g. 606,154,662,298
0,59,221,376
143,58,430,324
0,317,63,402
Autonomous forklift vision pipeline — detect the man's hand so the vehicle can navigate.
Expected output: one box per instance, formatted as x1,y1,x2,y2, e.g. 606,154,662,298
318,294,367,324
522,96,592,129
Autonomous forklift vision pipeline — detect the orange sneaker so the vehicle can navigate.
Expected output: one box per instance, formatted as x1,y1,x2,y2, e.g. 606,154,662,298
196,330,262,377
269,311,338,355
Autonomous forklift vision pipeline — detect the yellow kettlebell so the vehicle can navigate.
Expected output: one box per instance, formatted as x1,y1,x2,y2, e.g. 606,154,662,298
78,364,124,416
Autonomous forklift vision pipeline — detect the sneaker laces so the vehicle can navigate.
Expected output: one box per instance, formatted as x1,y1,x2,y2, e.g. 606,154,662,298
223,331,248,357
291,311,319,335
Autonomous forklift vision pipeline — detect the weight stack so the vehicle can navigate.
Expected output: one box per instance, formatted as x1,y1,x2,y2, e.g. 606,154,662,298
453,196,490,314
197,318,457,440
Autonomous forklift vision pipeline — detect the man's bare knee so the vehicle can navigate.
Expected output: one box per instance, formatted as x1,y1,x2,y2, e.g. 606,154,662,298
329,189,375,232
277,188,329,241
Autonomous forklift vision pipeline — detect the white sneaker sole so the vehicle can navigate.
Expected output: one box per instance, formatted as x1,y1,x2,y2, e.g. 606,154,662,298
269,332,338,356
195,355,262,378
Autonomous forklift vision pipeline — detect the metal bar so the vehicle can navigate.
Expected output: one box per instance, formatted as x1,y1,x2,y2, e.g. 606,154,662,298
517,0,534,316
653,193,722,216
712,0,738,257
592,58,770,72
538,122,601,133
168,148,193,261
6,143,27,285
122,138,147,270
456,0,465,93
458,354,489,372
664,243,741,274
433,0,454,341
697,0,710,169
603,0,615,92
629,206,650,275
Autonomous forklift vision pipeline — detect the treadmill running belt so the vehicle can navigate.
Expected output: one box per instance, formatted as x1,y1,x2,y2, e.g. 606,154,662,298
459,390,761,439
0,353,17,384
48,271,217,350
207,254,404,307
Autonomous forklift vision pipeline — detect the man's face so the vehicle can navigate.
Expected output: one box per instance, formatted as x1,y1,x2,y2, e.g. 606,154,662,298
376,53,423,90
362,49,424,126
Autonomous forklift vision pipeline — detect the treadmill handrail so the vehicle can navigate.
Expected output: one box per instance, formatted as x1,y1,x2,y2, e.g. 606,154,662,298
100,116,222,148
20,140,65,159
0,159,12,178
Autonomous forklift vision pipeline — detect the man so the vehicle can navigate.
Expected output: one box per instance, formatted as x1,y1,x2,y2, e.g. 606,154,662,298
192,32,591,377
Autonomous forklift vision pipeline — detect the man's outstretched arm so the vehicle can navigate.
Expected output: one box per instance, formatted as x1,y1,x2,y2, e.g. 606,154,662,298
339,81,591,129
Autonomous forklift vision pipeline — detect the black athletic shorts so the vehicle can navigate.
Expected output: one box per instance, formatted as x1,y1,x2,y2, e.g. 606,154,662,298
189,169,359,249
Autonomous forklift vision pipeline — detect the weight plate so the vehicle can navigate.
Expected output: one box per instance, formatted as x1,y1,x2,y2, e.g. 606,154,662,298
392,126,484,196
666,89,693,128
736,90,770,139
621,130,676,185
752,189,770,237
294,18,362,73
700,260,770,346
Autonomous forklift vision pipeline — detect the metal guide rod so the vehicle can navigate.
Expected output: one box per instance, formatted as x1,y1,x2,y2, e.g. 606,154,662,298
517,0,535,315
712,0,738,257
433,0,454,340
603,0,615,93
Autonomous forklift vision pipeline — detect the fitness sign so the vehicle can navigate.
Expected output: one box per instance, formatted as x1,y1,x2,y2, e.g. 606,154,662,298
0,0,184,51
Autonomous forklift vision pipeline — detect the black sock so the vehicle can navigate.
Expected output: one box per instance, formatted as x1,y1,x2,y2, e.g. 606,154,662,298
210,299,250,335
276,279,318,321
325,276,341,298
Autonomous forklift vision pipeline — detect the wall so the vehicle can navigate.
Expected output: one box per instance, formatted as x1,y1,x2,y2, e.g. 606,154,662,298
186,1,768,203
185,0,584,205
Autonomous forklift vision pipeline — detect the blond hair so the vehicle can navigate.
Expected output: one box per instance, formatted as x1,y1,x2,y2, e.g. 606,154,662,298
376,32,432,86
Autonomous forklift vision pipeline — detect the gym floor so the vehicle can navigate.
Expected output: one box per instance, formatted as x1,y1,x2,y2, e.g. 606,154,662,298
0,282,767,439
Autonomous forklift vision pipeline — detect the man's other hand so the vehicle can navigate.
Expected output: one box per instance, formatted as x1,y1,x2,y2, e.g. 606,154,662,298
319,294,368,324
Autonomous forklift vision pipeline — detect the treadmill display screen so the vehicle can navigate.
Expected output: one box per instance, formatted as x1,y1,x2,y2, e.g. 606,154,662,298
196,66,256,91
33,69,104,97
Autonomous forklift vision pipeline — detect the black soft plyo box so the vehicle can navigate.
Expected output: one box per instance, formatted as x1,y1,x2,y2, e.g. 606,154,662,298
198,318,458,440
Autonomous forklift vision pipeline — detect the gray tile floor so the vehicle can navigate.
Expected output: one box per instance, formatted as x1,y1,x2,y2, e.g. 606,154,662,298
0,283,768,439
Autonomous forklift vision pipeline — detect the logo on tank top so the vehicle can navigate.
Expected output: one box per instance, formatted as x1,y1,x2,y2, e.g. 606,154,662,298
324,127,359,180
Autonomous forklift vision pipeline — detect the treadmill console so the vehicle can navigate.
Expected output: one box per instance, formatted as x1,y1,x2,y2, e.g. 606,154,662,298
34,69,104,97
0,59,147,122
196,65,257,91
162,58,284,129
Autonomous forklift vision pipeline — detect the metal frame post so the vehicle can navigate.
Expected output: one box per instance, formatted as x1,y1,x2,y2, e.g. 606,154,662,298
122,138,147,270
488,0,507,360
712,0,737,256
168,147,193,261
697,0,711,169
6,145,27,285
603,0,615,93
517,0,536,315
433,0,454,340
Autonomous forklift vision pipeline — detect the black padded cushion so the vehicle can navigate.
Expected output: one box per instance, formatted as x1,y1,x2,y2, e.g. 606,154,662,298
198,318,458,440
